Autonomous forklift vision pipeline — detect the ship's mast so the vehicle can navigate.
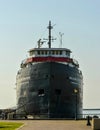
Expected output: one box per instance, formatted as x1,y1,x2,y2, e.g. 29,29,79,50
47,21,53,48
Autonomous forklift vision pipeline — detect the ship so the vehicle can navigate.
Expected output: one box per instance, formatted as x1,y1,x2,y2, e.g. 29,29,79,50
16,21,83,119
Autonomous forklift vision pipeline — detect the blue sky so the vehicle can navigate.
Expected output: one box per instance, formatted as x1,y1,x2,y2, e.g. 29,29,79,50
0,0,100,109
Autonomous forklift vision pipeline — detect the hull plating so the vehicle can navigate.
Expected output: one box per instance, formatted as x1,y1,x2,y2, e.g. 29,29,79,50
16,62,83,118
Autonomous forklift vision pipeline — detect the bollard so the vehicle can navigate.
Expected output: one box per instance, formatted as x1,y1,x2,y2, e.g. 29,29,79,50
87,116,91,126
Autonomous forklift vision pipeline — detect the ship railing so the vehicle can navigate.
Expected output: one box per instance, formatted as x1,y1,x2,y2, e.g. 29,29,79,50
79,114,100,119
2,112,100,120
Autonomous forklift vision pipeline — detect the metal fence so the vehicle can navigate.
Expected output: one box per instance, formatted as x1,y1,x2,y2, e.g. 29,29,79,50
1,113,100,120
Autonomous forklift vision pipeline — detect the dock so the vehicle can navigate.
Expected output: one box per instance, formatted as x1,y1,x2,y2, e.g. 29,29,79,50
0,120,92,130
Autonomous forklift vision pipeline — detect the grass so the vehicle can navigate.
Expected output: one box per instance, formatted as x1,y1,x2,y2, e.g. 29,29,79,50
0,122,24,130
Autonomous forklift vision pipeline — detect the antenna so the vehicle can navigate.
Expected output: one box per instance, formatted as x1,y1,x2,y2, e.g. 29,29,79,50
59,32,64,48
47,21,53,48
43,21,56,48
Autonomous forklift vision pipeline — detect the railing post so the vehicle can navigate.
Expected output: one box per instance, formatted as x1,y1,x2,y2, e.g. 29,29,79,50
87,116,91,126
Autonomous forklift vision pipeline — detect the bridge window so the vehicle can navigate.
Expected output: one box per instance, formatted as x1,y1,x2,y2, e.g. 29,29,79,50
29,51,34,56
41,51,44,55
66,51,70,56
37,51,40,55
45,51,47,55
51,51,54,55
56,51,58,55
60,51,62,55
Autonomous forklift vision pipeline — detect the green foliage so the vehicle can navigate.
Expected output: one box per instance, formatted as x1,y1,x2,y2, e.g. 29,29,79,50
0,122,23,130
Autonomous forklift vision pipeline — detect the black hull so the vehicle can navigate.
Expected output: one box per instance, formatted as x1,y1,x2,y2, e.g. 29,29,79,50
16,62,83,118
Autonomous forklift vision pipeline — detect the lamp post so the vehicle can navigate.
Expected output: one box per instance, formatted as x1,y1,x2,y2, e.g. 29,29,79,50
74,88,78,120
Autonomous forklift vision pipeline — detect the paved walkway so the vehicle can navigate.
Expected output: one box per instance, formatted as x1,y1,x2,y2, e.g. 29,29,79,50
17,120,92,130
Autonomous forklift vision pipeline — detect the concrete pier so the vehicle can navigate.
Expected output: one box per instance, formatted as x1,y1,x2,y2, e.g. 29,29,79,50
1,120,91,130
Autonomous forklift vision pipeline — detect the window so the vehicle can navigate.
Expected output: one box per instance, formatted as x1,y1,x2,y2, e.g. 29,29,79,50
55,89,61,95
29,51,34,56
45,51,47,55
60,51,62,55
52,51,55,54
66,51,70,57
41,51,44,55
38,51,40,55
56,51,58,55
38,89,44,96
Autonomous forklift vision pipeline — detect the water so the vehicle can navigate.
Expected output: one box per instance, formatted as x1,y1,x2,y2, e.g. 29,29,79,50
83,109,100,118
